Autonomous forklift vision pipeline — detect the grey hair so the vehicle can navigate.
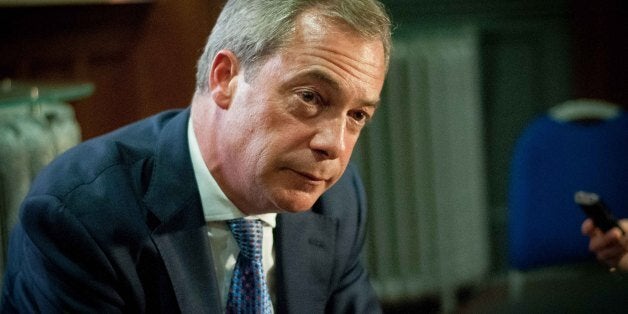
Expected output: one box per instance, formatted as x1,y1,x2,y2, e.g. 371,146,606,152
195,0,392,92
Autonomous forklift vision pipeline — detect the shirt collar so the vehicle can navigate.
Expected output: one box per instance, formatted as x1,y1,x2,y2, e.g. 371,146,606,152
187,117,276,227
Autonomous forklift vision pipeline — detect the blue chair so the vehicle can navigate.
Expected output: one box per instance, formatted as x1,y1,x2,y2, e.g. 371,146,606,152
508,99,628,271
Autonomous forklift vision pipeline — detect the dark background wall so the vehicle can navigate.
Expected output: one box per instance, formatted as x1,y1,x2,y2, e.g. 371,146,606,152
0,0,224,140
571,0,627,105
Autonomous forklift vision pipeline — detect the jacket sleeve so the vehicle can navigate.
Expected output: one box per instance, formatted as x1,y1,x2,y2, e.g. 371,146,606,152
1,194,124,313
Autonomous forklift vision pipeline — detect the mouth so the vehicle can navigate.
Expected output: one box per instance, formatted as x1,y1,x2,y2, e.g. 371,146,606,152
290,169,328,184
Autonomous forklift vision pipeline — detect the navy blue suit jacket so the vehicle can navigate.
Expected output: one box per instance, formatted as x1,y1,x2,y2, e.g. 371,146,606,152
1,109,380,313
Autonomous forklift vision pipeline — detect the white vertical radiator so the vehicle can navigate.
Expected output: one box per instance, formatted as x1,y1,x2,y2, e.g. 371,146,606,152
353,28,490,310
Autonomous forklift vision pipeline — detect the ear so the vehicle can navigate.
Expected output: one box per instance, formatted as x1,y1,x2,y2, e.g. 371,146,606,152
209,50,240,109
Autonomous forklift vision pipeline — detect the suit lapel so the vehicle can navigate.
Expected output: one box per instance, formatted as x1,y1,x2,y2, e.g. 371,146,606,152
274,211,338,313
142,109,222,313
151,209,222,314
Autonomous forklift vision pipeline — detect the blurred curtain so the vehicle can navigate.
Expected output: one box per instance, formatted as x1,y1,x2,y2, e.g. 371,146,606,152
353,27,489,311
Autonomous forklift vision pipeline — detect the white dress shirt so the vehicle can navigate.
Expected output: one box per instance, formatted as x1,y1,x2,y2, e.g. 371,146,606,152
187,119,276,310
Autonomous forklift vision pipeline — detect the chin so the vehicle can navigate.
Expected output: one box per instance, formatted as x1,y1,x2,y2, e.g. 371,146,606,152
270,190,321,213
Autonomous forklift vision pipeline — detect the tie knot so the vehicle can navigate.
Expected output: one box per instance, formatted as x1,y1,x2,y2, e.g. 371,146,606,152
227,218,263,260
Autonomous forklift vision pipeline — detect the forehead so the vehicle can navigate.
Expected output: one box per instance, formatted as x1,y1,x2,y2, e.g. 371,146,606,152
291,10,385,64
274,10,387,95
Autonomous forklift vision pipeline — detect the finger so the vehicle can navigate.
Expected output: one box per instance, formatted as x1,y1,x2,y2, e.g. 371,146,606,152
604,228,623,242
597,246,625,263
582,219,599,237
617,254,628,270
619,219,628,231
619,233,628,248
590,232,619,251
599,252,624,269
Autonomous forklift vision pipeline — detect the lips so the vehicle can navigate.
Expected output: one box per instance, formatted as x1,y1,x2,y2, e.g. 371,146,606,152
290,169,329,183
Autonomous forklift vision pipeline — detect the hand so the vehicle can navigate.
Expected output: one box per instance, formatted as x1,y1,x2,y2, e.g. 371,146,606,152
582,218,628,271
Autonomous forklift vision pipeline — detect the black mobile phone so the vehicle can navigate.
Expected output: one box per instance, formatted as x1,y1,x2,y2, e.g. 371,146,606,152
574,191,624,234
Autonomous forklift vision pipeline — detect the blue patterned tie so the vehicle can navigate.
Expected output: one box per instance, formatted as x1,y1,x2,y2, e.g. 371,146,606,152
226,218,272,314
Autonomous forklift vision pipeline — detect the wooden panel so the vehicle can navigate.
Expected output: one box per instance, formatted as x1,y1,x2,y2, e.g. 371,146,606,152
571,0,627,106
0,0,152,6
0,0,223,139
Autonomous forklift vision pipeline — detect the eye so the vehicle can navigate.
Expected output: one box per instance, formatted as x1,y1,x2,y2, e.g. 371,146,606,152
349,110,371,124
296,90,323,106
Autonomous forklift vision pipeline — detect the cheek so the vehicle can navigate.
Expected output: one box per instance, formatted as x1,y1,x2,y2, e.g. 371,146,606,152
243,131,283,182
341,132,360,160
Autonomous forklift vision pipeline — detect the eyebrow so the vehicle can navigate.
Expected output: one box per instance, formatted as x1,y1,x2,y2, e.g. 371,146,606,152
297,69,381,109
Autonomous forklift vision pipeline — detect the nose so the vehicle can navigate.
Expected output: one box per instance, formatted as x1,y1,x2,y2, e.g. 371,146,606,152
310,118,346,159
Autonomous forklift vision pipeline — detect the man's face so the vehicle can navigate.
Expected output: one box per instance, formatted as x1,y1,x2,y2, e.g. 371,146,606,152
216,11,387,214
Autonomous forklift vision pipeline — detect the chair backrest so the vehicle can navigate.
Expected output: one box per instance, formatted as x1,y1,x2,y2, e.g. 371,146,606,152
508,99,628,270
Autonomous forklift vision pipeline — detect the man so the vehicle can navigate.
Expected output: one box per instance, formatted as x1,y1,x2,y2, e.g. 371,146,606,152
1,0,391,313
